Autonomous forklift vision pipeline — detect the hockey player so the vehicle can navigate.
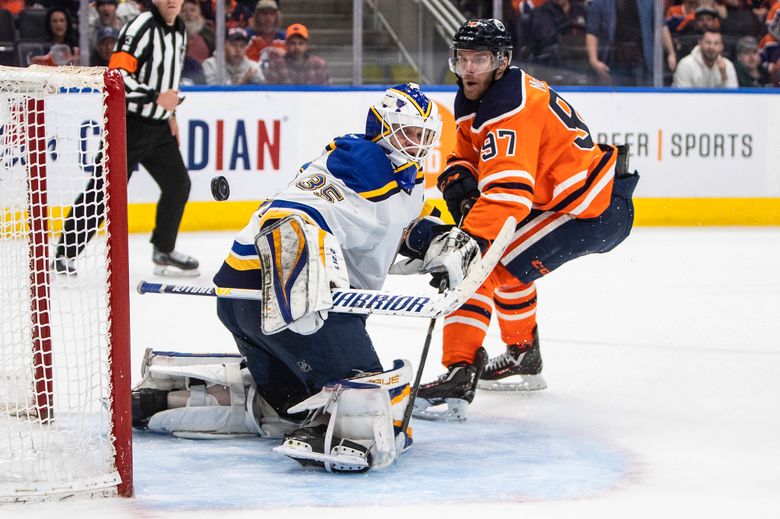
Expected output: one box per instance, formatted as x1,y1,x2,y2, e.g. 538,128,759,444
131,83,486,471
411,19,640,421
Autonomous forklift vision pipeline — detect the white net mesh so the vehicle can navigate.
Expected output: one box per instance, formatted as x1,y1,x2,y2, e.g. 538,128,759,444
0,65,122,501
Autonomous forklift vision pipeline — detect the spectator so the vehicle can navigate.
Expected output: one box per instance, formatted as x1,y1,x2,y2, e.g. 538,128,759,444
90,25,118,66
224,0,251,29
720,0,762,40
585,0,655,86
520,0,586,65
116,0,144,25
509,0,546,52
264,23,330,85
734,35,771,86
182,55,207,84
31,6,80,66
693,5,722,32
88,0,123,49
45,6,79,49
202,26,264,84
758,2,780,83
661,0,699,71
200,0,251,28
673,29,738,87
666,4,725,70
664,0,700,35
0,0,25,15
246,0,285,62
181,0,215,63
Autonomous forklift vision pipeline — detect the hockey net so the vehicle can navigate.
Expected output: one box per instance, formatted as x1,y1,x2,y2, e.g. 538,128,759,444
0,65,132,501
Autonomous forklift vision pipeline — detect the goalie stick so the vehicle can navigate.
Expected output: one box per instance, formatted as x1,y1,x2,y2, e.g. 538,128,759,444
137,217,517,321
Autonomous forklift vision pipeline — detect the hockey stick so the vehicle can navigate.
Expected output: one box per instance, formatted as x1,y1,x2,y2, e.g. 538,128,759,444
398,216,517,438
136,281,451,318
398,280,444,442
136,217,516,320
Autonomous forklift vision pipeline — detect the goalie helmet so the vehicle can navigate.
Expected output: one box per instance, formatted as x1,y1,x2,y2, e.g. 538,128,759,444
365,83,442,191
449,18,513,76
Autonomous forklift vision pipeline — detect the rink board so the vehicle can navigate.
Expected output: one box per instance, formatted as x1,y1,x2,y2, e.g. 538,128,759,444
18,86,779,228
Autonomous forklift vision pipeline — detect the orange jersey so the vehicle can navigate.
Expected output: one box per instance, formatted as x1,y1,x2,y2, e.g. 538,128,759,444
449,67,617,243
665,5,696,32
767,1,780,30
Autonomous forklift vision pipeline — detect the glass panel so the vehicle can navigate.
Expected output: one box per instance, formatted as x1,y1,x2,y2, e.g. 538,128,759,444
17,0,780,90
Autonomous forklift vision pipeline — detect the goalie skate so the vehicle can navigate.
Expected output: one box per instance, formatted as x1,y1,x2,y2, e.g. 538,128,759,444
273,424,371,473
412,348,487,422
477,328,547,392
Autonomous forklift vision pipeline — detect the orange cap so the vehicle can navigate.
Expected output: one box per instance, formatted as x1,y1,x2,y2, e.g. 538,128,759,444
285,23,309,40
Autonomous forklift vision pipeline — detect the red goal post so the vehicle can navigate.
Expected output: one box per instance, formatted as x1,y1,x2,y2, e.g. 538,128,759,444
0,65,132,501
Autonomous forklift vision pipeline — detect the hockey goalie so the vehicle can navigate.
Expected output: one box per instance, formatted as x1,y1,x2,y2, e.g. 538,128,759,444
131,84,492,472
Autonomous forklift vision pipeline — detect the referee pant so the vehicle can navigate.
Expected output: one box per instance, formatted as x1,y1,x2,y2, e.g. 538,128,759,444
56,114,191,259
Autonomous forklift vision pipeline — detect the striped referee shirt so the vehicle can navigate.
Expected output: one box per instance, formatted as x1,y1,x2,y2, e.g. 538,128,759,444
108,6,186,121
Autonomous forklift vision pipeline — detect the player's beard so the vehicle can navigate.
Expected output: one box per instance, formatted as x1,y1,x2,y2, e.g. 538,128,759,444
185,18,204,36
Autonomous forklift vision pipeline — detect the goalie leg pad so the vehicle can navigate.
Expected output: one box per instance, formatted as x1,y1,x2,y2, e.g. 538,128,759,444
132,348,262,438
133,348,245,391
255,214,349,336
275,360,413,471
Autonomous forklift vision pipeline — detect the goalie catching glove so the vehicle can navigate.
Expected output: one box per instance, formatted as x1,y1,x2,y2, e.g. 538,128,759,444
255,214,349,335
391,215,482,289
422,226,481,289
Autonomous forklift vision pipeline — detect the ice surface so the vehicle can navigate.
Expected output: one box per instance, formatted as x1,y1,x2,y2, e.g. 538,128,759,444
4,227,780,518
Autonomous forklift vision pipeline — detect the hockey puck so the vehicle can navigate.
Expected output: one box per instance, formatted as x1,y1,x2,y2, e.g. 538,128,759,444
211,175,230,201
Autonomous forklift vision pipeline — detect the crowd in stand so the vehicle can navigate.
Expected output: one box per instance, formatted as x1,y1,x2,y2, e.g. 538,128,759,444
0,0,331,85
462,0,779,87
1,0,778,87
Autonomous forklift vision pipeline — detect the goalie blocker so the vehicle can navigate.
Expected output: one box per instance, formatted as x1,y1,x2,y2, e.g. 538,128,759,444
256,214,349,335
130,349,413,472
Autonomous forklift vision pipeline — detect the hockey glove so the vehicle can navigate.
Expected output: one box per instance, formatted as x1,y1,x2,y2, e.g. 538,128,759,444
437,165,479,224
389,216,452,276
421,227,480,289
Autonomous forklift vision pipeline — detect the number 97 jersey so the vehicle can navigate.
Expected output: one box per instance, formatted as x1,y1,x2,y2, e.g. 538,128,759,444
449,67,618,244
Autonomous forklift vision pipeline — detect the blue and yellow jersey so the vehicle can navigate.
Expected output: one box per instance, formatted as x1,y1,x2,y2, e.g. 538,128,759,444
213,135,425,292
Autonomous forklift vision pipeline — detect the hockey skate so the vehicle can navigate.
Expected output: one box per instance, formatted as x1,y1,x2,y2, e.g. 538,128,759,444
152,246,200,277
274,424,371,473
412,348,487,423
131,387,170,429
52,255,77,277
477,327,547,392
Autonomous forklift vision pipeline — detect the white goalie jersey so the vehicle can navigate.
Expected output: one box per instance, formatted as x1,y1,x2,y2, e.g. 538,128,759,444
213,134,426,292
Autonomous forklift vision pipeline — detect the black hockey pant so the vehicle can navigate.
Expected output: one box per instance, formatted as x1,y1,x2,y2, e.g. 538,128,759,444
216,299,383,417
56,114,191,259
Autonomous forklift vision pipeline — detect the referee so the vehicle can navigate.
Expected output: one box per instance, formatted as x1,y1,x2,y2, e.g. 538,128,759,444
53,0,199,277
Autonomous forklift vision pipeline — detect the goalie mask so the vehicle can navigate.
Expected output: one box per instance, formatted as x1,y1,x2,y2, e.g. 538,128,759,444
448,18,513,76
365,83,442,191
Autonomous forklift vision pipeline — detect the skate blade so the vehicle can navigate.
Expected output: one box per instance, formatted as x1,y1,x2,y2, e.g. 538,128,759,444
411,397,469,423
477,374,547,392
153,265,201,278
